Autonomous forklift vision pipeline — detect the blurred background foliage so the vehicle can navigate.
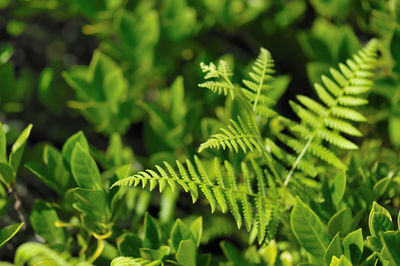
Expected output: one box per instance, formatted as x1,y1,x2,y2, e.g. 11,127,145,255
0,0,400,265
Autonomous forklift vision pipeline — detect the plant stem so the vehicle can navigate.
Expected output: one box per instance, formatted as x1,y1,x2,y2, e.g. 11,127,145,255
8,185,26,229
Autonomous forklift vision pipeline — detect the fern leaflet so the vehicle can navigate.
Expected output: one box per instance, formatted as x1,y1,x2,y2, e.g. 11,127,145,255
112,156,280,244
281,39,378,186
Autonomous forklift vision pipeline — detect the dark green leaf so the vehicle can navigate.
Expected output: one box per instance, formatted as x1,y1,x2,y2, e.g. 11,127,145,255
328,208,352,237
9,124,32,172
143,213,160,249
71,188,110,233
290,197,330,260
61,131,89,166
391,29,400,74
71,144,103,189
117,233,142,257
0,162,14,188
30,200,65,248
324,233,343,265
190,217,203,247
176,239,196,266
0,122,6,163
332,171,346,207
0,223,23,247
368,202,393,237
382,231,400,265
171,219,193,252
342,229,363,265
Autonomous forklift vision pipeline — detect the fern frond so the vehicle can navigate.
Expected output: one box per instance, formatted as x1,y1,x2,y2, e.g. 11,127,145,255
199,61,235,99
112,156,280,244
281,39,378,186
199,48,278,119
198,81,235,99
199,115,262,154
242,47,277,116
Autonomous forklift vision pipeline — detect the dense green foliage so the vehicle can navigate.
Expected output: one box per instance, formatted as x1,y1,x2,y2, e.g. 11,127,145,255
0,0,400,265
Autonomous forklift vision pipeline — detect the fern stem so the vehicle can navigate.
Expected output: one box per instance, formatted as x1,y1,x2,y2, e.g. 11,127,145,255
283,136,314,187
252,56,267,111
283,49,371,186
8,186,26,230
220,62,282,184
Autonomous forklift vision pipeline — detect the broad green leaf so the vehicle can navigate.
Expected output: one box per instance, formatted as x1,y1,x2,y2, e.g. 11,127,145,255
116,9,159,58
44,145,73,192
0,122,6,163
170,76,187,125
71,188,110,233
161,0,196,41
176,239,196,266
306,62,331,85
391,29,400,74
190,217,203,247
143,213,160,249
171,219,193,251
38,68,57,111
396,0,400,24
290,197,330,260
330,255,352,266
337,28,361,62
382,231,400,265
332,171,346,207
370,212,393,236
342,229,363,265
103,68,126,113
139,245,169,261
100,241,119,262
9,124,32,172
0,222,23,247
0,43,13,65
298,33,332,62
389,116,400,148
220,241,247,266
259,240,278,265
328,208,352,237
14,242,70,266
197,253,211,266
110,257,141,266
368,202,392,237
366,235,382,252
324,233,343,265
117,233,142,257
0,184,8,217
310,0,352,18
0,162,14,188
71,144,102,190
30,200,65,248
62,131,89,166
398,211,400,230
373,177,391,198
25,162,59,194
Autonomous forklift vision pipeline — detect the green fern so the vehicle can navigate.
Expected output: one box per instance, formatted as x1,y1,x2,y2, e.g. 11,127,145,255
200,47,277,118
279,39,378,186
242,47,277,116
198,115,263,154
199,61,235,99
112,40,379,245
112,156,280,244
